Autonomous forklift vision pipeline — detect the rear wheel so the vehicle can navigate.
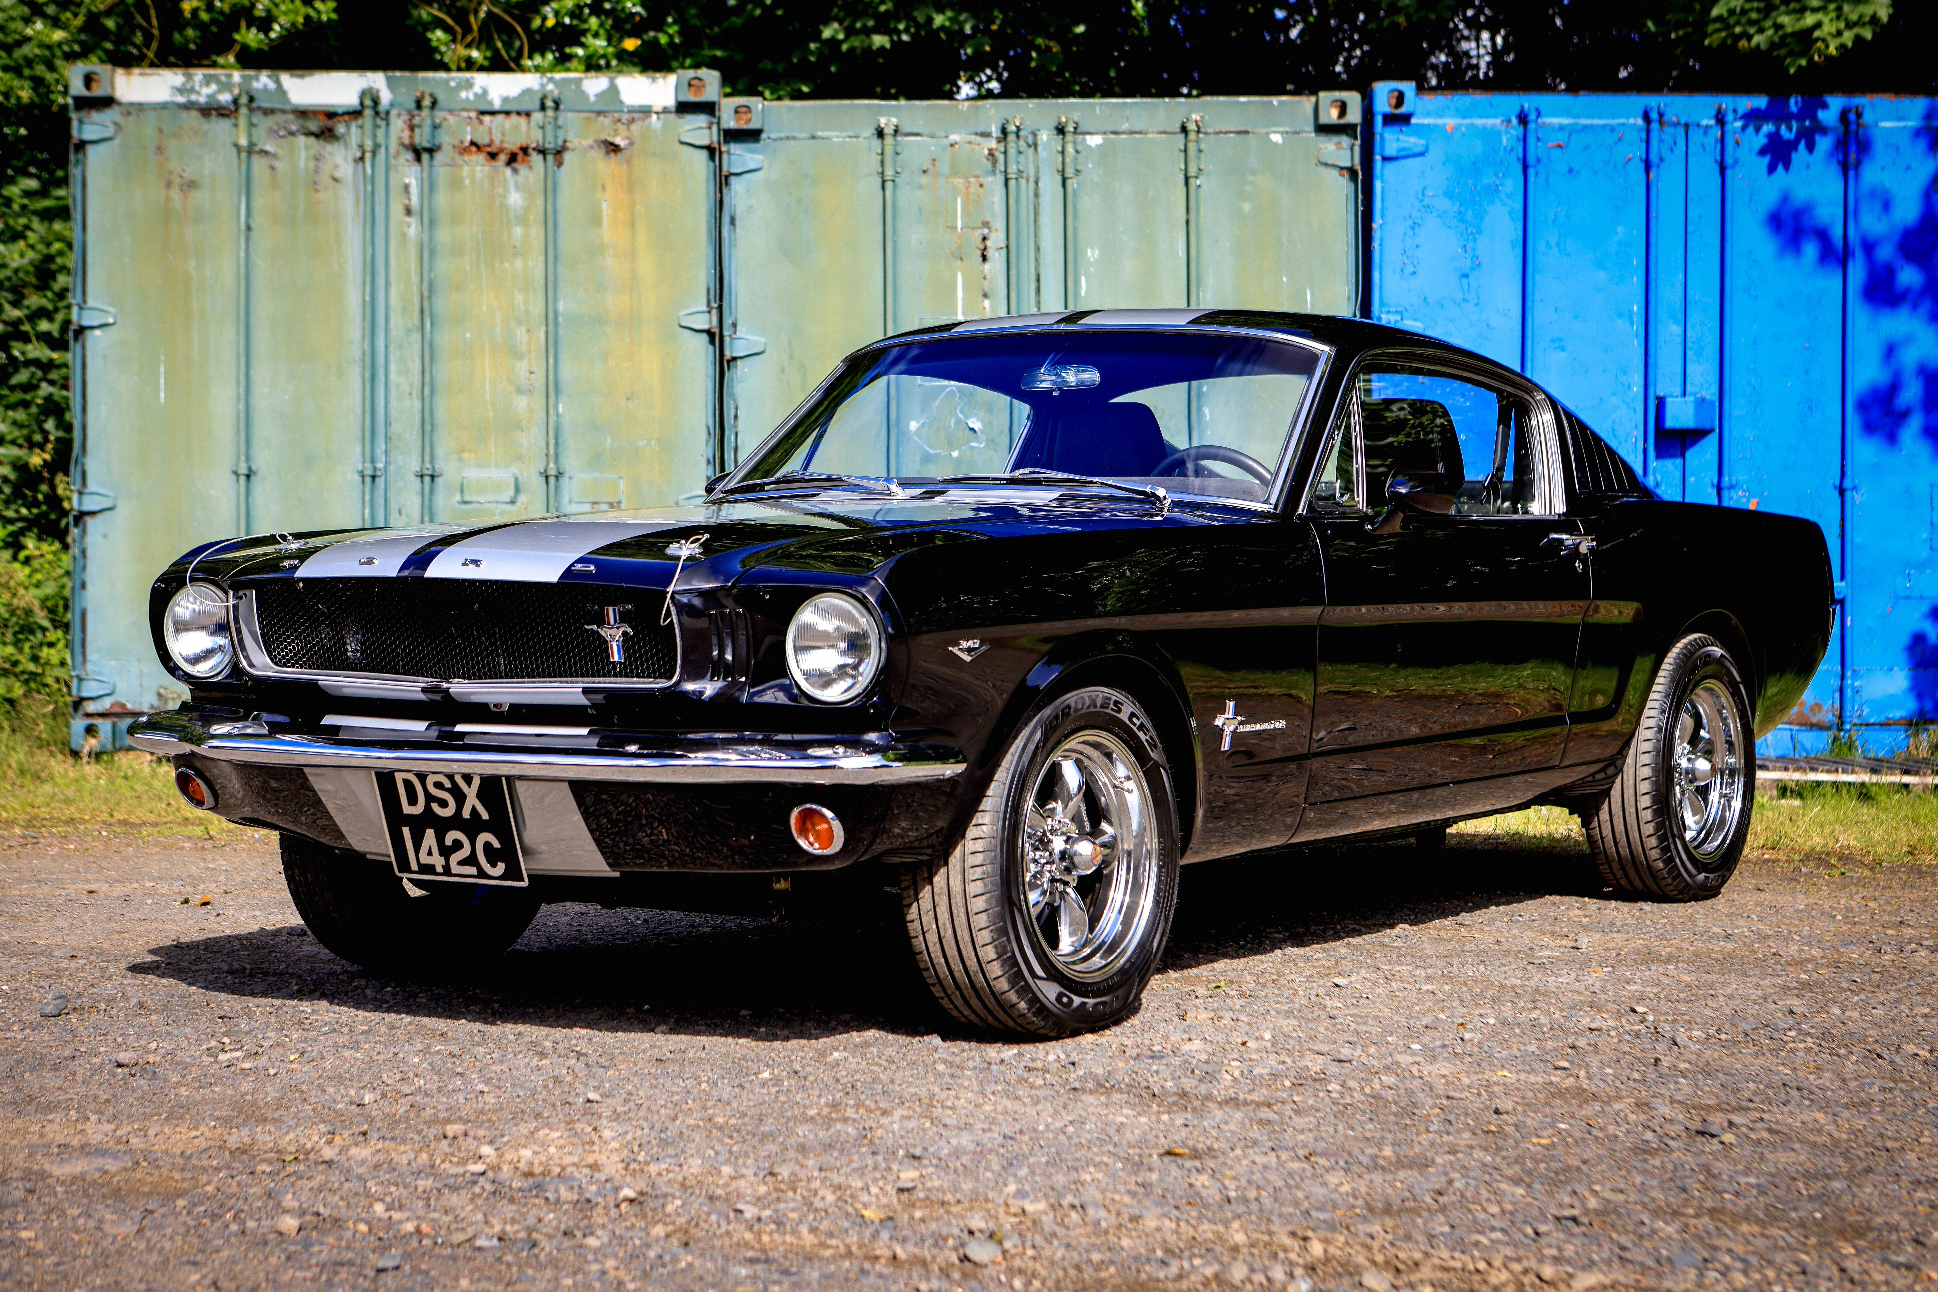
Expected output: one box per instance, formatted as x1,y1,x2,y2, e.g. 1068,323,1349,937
901,686,1180,1036
1583,634,1754,901
281,833,540,973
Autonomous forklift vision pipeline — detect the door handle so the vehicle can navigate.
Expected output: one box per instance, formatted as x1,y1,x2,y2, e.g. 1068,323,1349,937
1544,533,1595,555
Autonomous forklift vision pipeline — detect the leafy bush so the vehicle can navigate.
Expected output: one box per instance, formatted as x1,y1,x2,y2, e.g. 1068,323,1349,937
0,533,67,710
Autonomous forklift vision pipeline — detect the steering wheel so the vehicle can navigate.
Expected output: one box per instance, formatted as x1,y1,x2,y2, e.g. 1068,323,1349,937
1152,444,1274,485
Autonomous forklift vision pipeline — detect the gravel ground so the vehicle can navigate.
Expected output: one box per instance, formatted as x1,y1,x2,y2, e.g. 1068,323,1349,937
2,825,1935,1292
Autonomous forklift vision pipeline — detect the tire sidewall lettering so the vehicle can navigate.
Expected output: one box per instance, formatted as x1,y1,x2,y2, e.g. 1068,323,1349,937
1001,686,1178,1027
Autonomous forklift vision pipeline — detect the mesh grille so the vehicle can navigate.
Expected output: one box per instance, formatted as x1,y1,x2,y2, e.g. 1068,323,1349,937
249,579,678,683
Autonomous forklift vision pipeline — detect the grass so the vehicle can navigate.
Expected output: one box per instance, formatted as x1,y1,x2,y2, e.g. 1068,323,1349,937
0,709,246,837
2,708,1932,865
1455,783,1938,867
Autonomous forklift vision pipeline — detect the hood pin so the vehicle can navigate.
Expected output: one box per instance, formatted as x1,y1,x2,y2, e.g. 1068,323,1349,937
661,532,710,625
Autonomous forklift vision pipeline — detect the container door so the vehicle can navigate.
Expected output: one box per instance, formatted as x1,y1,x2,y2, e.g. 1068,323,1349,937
720,96,1360,463
68,71,718,721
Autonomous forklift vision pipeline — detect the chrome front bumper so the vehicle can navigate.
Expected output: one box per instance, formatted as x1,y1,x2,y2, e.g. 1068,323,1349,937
127,708,966,785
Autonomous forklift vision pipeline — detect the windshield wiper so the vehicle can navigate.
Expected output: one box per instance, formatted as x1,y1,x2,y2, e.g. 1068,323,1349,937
939,468,1171,516
707,471,907,501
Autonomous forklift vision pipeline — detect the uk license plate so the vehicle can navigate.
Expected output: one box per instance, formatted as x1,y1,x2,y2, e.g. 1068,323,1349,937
376,771,528,887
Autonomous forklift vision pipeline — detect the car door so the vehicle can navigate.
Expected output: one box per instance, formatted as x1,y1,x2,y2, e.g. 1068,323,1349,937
1295,353,1591,836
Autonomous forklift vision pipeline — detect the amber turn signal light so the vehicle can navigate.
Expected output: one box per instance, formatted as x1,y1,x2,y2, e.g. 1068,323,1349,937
175,766,216,811
789,803,844,855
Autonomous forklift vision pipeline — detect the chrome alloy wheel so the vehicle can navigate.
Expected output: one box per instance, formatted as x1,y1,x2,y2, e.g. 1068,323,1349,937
1021,731,1161,982
1673,677,1747,863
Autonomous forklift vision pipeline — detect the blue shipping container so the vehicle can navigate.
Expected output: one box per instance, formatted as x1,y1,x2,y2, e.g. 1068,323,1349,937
1365,85,1938,754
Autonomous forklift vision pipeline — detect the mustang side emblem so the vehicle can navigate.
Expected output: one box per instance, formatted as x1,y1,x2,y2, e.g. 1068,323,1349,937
585,606,635,663
1213,699,1288,752
949,639,989,662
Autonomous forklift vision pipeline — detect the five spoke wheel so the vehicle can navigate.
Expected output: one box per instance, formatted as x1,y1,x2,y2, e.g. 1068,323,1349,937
1673,678,1747,863
1021,733,1158,980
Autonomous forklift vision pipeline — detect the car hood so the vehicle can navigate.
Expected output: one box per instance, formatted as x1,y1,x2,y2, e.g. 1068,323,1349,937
175,490,1243,589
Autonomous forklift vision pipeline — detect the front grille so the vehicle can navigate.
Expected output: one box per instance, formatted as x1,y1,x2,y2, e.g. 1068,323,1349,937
249,579,678,683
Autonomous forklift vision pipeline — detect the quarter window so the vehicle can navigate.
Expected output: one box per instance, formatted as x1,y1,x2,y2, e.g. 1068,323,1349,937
1338,362,1547,516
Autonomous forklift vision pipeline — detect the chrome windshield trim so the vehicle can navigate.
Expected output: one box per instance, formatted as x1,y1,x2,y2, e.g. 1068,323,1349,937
128,710,965,786
233,588,682,691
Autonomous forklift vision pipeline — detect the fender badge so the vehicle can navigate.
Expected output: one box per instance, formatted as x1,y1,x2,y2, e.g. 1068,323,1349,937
949,639,988,662
1214,699,1287,752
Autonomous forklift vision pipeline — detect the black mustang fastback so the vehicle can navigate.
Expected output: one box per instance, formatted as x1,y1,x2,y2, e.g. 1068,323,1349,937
131,310,1831,1036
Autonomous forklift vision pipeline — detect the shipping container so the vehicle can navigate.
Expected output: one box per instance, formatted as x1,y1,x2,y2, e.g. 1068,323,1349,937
1365,85,1938,752
66,68,1361,737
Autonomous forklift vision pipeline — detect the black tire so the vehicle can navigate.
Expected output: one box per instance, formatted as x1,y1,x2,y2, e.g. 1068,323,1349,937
901,685,1181,1036
1583,634,1755,901
280,833,540,973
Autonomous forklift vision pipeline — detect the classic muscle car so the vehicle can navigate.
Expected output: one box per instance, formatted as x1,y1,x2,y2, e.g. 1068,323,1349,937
130,310,1831,1036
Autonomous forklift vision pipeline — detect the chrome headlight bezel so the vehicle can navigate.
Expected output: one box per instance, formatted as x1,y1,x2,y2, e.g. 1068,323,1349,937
784,591,885,704
162,582,236,680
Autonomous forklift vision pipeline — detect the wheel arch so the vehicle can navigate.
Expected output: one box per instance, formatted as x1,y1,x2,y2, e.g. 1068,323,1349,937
1675,610,1758,708
975,632,1202,857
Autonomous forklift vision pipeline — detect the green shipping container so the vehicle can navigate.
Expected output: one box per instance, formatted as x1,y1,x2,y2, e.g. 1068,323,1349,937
66,67,1361,737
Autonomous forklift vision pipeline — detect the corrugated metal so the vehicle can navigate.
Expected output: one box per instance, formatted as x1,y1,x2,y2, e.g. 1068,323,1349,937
718,96,1362,465
68,68,719,722
1365,85,1938,752
67,72,1362,726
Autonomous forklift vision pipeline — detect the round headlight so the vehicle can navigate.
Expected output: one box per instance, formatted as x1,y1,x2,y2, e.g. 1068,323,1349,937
785,592,884,703
163,582,235,679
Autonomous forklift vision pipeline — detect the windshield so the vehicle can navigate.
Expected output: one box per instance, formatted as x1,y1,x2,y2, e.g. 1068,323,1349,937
733,330,1324,505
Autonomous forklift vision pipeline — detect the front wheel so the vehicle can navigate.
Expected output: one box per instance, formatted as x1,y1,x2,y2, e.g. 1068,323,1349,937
1583,634,1754,901
901,686,1180,1036
281,833,540,973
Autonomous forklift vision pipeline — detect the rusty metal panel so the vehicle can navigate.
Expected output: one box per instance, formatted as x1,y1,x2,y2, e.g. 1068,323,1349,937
69,69,718,718
719,96,1361,463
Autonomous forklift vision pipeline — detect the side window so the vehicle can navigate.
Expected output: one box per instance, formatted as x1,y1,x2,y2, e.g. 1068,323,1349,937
1354,363,1547,516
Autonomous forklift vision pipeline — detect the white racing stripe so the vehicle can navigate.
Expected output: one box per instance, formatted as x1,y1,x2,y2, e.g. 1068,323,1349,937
422,513,709,583
1081,308,1214,327
295,526,465,578
952,312,1074,333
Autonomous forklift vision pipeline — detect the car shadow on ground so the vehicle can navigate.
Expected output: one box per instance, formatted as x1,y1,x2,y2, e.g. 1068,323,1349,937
125,836,1597,1043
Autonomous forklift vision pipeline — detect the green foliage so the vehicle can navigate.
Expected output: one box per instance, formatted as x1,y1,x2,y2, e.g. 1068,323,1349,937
1707,0,1893,72
0,535,69,708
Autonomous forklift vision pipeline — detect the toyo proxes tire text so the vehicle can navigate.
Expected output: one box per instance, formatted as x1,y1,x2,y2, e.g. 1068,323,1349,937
901,685,1181,1036
1584,633,1755,902
280,833,540,973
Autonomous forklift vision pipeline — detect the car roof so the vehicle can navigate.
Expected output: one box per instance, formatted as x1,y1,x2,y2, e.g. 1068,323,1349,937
882,308,1449,354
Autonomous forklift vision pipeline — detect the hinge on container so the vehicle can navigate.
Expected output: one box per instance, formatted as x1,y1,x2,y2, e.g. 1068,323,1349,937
537,89,563,157
723,150,763,176
72,676,115,701
726,333,766,359
74,119,116,145
1375,134,1427,160
679,123,714,151
678,307,715,334
72,303,115,329
71,489,117,515
1317,140,1357,171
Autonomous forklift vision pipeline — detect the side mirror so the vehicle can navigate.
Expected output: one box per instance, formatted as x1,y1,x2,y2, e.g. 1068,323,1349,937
1385,472,1458,515
1367,472,1459,533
